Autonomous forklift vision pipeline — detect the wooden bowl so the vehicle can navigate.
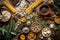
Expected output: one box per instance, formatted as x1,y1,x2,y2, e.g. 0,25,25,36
37,3,52,16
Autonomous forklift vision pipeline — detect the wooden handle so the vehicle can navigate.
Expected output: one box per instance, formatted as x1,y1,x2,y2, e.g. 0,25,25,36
3,0,18,15
25,0,43,14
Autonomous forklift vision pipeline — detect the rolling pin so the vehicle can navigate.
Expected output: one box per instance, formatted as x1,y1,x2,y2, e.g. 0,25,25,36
25,0,44,14
0,0,18,15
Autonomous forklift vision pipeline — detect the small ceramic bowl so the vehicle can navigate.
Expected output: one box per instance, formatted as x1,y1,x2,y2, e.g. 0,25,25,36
55,16,60,24
22,27,30,33
42,27,51,37
27,32,36,40
21,16,27,23
19,34,26,40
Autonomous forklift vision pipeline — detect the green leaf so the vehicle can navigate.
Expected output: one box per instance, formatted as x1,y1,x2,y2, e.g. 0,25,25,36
0,27,7,35
11,32,16,35
52,0,60,11
42,20,47,27
8,20,15,33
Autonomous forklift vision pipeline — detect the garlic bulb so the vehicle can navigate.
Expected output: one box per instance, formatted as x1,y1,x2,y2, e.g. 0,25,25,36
2,10,11,22
49,23,55,28
26,20,31,26
20,0,28,11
